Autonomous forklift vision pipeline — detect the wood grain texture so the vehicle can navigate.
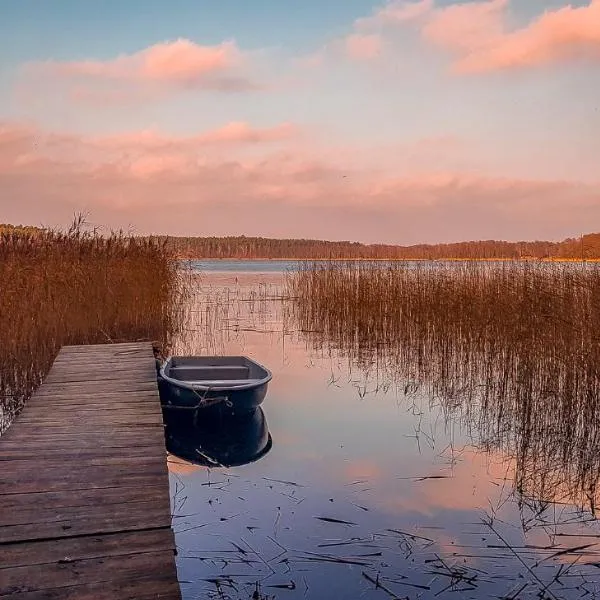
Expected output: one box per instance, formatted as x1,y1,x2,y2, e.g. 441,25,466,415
0,343,181,599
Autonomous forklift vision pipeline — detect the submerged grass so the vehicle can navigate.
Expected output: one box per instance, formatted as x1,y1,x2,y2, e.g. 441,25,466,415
287,261,600,512
0,220,185,433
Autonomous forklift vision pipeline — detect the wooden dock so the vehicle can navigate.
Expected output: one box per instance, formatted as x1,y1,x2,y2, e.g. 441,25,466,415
0,342,181,599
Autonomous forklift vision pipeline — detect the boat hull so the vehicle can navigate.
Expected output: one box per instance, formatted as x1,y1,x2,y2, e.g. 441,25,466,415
158,376,269,419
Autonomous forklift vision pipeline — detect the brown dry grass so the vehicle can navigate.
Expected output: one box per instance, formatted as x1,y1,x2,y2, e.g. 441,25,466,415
0,220,184,432
287,261,600,512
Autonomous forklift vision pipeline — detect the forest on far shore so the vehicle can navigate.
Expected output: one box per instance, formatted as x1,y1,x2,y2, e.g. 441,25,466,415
3,224,599,260
165,233,600,260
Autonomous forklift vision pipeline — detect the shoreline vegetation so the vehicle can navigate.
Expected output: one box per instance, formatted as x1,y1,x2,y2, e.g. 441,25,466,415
287,261,600,512
3,225,600,261
182,256,600,262
165,232,600,260
0,220,183,434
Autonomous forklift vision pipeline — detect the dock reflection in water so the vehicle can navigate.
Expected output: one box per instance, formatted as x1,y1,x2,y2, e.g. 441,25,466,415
164,408,272,468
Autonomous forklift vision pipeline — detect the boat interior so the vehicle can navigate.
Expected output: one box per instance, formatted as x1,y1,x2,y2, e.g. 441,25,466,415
166,356,269,386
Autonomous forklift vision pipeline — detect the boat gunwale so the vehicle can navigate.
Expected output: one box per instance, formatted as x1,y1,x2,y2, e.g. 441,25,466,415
159,356,272,392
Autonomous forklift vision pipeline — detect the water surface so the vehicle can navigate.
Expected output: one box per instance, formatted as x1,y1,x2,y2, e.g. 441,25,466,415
186,260,299,273
168,269,600,599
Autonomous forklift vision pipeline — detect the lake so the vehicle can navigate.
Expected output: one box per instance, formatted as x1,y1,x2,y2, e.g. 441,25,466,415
167,263,600,599
185,259,300,273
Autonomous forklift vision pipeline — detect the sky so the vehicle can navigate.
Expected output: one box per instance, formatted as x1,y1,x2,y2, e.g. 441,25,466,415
0,0,599,244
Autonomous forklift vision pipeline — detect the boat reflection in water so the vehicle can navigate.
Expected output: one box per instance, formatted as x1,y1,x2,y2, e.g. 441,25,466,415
164,407,272,468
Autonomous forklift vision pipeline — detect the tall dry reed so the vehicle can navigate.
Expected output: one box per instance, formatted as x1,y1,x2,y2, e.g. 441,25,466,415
287,261,600,512
0,221,184,433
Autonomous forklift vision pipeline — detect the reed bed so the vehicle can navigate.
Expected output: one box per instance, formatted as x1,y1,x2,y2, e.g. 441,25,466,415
0,221,184,433
287,261,600,512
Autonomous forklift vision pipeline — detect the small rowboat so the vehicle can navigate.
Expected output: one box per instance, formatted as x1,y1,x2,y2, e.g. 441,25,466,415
158,356,272,419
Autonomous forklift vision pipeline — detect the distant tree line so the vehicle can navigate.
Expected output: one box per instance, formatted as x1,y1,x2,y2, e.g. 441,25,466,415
4,224,599,259
165,233,600,260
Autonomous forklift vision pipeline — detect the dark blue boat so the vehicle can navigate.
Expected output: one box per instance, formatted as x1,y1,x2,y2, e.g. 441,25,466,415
158,355,272,420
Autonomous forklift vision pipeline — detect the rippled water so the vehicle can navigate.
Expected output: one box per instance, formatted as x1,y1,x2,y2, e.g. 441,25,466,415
167,269,600,600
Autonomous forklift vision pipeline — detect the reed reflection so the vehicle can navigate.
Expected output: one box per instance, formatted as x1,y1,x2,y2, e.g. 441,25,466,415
287,261,600,513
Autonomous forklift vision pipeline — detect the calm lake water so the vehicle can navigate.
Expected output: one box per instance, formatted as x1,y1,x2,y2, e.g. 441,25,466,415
186,259,300,273
167,265,600,599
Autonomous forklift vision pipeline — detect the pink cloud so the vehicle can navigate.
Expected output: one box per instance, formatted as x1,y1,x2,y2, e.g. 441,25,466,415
359,0,600,73
453,0,600,73
356,0,434,29
128,154,192,179
28,38,260,93
423,0,600,74
66,85,160,107
300,34,383,67
91,122,298,152
1,120,599,243
345,34,384,60
198,121,297,144
422,0,508,55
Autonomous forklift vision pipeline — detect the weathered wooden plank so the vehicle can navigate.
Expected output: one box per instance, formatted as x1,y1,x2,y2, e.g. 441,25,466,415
3,575,181,600
59,346,154,354
44,364,157,380
0,433,166,450
0,529,175,569
0,506,173,543
61,342,153,351
0,460,169,479
50,360,154,371
41,371,155,382
0,550,178,595
15,413,164,426
0,472,168,496
49,359,154,369
29,390,160,401
21,396,160,407
16,412,162,423
3,422,165,434
34,382,159,395
1,454,169,474
42,375,157,386
50,356,154,367
0,445,165,461
44,370,156,383
51,357,154,366
18,405,162,417
1,495,171,528
55,350,155,359
25,392,160,406
51,355,149,363
17,409,163,421
1,430,165,444
0,485,171,513
0,503,173,543
38,378,157,388
55,348,151,356
0,436,166,452
13,419,163,429
32,388,160,399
